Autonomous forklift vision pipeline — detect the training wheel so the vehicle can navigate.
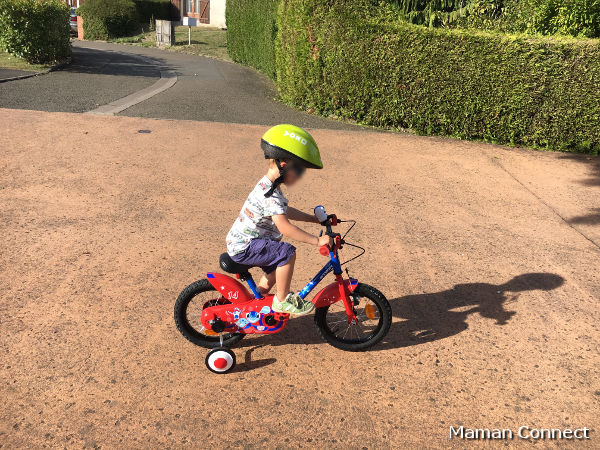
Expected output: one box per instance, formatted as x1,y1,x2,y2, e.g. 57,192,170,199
205,348,236,374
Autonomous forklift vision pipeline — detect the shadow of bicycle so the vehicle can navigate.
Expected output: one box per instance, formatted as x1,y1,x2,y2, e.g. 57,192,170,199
235,272,564,354
232,345,277,373
378,272,564,350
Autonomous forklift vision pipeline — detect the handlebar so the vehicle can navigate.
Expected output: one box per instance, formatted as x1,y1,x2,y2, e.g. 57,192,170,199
314,206,344,256
320,234,342,254
314,206,364,264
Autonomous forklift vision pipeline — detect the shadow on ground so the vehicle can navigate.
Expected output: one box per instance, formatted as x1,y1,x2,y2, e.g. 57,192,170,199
176,40,209,46
232,345,277,373
559,153,600,225
60,46,168,78
234,273,564,360
382,272,564,349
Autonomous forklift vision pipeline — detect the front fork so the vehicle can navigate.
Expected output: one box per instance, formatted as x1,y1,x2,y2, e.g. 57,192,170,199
329,247,358,324
336,273,358,323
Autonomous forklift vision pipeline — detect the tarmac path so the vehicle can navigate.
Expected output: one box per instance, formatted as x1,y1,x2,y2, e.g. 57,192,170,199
0,41,359,130
0,68,38,82
1,109,598,448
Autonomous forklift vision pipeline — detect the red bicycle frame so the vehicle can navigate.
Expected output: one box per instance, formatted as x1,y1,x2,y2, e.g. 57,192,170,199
205,216,359,324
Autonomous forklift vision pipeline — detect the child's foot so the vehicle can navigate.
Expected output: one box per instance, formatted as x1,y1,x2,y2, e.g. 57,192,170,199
272,293,315,316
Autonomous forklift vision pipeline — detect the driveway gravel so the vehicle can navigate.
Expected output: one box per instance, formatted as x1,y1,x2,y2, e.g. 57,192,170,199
1,109,598,448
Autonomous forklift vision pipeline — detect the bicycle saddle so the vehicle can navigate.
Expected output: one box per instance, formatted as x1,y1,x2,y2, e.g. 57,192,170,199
219,253,254,275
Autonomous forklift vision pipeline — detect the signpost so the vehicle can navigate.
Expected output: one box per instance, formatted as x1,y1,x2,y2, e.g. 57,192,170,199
182,17,197,45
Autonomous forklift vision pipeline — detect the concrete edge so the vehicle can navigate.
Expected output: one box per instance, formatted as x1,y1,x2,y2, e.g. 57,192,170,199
85,70,177,116
0,57,72,84
84,50,178,116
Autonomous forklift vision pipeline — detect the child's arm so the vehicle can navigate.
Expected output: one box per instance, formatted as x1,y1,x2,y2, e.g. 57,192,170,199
272,214,331,246
286,206,320,223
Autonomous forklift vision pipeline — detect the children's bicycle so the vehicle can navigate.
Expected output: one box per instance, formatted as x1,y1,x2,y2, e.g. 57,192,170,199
174,206,391,373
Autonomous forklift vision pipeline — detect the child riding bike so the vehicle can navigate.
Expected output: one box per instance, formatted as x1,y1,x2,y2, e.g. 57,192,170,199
226,124,332,316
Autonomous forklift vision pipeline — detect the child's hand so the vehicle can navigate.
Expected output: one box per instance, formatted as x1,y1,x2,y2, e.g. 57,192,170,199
318,234,333,248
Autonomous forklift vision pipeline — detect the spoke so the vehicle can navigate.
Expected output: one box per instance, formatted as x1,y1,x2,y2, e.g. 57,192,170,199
327,318,350,325
352,324,360,340
342,324,351,339
355,320,371,339
187,292,233,337
326,298,383,343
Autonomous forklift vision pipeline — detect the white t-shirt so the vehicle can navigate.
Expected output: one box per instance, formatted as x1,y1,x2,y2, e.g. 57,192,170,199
226,176,288,255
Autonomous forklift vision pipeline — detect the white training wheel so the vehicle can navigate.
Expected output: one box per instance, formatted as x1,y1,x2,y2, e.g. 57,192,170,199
205,348,236,374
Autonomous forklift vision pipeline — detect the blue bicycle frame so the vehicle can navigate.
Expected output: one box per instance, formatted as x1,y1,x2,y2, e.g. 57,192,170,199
247,250,343,300
297,250,343,299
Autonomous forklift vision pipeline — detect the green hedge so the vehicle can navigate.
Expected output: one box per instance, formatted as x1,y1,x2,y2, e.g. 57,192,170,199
276,0,600,154
0,0,71,64
78,0,138,40
226,0,280,78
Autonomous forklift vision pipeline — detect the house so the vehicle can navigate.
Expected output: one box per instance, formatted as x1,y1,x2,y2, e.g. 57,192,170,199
170,0,226,28
66,0,226,29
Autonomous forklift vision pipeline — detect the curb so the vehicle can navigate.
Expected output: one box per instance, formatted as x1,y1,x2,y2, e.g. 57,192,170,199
86,69,177,116
84,50,177,116
0,57,72,84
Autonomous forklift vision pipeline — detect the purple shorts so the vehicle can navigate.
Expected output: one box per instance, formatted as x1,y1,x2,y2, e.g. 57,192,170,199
231,239,296,274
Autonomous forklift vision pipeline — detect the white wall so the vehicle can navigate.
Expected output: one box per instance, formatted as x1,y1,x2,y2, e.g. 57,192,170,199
209,0,226,28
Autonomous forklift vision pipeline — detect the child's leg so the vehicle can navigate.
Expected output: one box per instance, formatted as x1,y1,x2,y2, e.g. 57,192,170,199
270,251,313,315
257,271,276,295
275,252,295,301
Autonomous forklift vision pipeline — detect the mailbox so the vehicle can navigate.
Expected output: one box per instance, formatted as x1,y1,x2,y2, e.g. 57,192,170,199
183,17,197,27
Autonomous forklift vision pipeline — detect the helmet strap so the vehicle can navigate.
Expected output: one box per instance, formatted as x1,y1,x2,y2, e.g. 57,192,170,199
264,159,286,198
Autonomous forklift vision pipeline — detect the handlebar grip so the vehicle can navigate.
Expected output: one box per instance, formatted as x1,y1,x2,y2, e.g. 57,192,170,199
319,245,330,256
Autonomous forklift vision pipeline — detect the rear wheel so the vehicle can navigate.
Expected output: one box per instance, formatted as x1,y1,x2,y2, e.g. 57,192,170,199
174,279,244,349
314,283,391,351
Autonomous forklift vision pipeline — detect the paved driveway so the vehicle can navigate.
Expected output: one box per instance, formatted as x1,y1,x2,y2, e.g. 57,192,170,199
0,68,37,80
1,109,598,448
0,44,159,113
0,41,359,130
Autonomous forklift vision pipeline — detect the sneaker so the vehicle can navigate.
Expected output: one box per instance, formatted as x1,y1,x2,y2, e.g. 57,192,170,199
272,292,315,316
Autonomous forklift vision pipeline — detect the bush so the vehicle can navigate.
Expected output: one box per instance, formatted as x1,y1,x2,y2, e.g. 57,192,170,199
133,0,171,26
532,0,600,37
226,0,280,78
0,0,71,64
78,0,138,40
276,0,600,154
384,0,600,38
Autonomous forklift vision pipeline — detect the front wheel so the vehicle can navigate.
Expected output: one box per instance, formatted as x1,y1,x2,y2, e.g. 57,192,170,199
314,283,391,351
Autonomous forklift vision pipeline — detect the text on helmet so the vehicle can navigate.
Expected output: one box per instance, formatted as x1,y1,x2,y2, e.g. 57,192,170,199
284,130,307,145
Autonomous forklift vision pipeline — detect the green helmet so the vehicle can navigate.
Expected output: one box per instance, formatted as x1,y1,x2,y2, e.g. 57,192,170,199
261,124,323,169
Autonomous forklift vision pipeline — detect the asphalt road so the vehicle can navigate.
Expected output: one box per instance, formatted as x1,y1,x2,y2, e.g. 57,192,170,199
0,41,359,130
0,68,37,80
0,43,159,113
